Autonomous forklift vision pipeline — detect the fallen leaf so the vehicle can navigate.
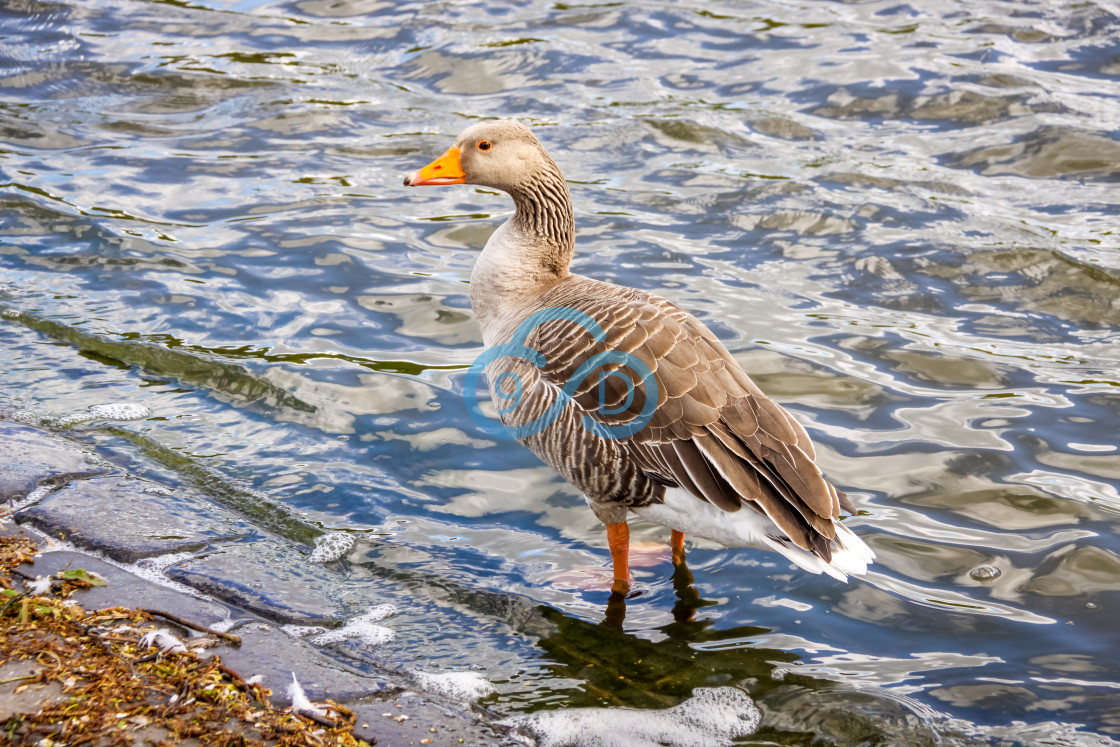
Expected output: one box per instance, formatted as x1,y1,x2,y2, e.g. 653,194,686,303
57,569,106,587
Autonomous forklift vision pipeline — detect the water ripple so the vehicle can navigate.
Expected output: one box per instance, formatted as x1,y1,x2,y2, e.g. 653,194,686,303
3,0,1119,742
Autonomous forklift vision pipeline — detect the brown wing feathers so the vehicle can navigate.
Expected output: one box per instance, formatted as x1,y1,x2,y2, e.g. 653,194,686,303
519,277,845,557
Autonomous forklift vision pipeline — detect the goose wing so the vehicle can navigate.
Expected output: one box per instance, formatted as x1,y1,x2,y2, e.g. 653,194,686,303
512,280,852,557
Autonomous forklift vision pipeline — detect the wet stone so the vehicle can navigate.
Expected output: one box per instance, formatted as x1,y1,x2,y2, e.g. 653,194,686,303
349,693,511,746
219,623,394,705
15,475,255,563
166,543,349,625
19,550,232,629
0,659,66,721
0,420,106,501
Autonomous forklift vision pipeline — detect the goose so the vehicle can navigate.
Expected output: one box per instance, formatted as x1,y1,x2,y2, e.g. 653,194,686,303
404,120,873,595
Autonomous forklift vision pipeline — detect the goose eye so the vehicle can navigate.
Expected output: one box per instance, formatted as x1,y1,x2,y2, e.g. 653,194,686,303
477,140,493,151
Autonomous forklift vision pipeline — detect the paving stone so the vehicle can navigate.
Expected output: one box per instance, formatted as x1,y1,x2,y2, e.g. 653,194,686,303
0,421,106,501
350,694,513,746
16,475,255,563
219,622,393,704
166,543,349,625
18,550,232,627
0,660,66,721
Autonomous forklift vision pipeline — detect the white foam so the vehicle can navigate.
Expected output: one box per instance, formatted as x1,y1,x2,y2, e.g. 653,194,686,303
131,551,212,599
54,403,152,427
281,624,329,638
8,484,55,511
308,532,355,563
88,403,151,420
503,687,761,747
308,605,396,647
412,670,495,704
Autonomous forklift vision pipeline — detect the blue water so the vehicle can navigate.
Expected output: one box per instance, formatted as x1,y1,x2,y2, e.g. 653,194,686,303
2,0,1120,743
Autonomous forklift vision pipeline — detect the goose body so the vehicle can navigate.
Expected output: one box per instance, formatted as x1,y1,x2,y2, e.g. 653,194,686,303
405,120,873,592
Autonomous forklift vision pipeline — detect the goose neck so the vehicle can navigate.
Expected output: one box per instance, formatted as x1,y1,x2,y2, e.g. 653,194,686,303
507,161,575,274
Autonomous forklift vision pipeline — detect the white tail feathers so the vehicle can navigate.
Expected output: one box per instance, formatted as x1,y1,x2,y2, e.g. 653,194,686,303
761,522,874,582
635,487,875,581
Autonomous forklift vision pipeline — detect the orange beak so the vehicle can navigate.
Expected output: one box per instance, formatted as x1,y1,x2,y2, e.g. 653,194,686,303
403,147,466,186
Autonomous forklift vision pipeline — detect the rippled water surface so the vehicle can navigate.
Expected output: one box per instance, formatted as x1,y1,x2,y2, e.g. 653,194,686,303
3,0,1120,743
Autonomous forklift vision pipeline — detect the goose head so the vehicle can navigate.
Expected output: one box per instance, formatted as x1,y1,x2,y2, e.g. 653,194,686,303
403,120,555,194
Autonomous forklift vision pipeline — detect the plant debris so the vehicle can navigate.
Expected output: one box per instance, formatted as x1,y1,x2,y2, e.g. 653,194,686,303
0,534,371,746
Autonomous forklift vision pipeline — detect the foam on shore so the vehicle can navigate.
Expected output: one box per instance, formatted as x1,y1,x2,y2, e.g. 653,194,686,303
54,403,152,427
308,604,396,647
503,687,761,747
412,670,496,704
308,532,355,563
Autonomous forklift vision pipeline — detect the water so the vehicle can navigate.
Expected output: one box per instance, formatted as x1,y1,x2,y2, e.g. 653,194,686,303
2,0,1119,743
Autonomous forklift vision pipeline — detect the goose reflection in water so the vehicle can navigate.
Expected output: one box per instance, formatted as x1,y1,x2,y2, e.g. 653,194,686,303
601,555,712,631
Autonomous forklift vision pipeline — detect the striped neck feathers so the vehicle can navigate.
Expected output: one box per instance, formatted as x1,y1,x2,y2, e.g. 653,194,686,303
506,155,575,276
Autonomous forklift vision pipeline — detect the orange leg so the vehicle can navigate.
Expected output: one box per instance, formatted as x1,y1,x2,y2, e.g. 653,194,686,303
671,529,686,566
606,521,631,595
